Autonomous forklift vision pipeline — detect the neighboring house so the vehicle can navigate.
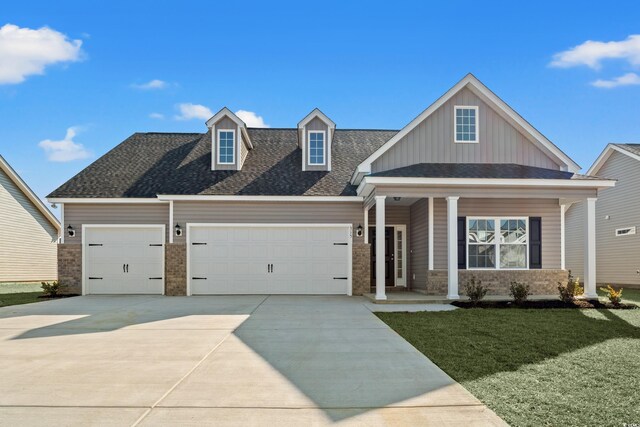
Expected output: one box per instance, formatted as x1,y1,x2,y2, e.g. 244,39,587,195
566,144,640,288
0,155,60,282
47,74,615,299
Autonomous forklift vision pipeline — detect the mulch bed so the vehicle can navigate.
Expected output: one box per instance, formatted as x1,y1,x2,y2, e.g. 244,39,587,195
37,294,79,300
452,299,638,310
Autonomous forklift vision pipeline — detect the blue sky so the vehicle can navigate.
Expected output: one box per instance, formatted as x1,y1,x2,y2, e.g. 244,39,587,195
1,0,639,215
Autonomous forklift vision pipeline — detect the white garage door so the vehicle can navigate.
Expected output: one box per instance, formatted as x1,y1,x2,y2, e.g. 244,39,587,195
188,225,351,295
84,226,165,295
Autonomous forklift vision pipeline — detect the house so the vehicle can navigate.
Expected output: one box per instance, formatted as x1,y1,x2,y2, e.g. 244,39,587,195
566,144,640,288
0,155,60,282
46,74,615,299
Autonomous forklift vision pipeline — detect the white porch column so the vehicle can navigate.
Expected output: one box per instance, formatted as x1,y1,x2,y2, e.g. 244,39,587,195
375,195,387,301
560,204,566,270
364,207,369,244
584,197,598,298
428,197,434,271
447,196,459,299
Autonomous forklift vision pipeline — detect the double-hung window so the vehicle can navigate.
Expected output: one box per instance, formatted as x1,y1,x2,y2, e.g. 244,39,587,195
308,131,325,165
468,217,528,269
218,130,235,164
454,106,478,143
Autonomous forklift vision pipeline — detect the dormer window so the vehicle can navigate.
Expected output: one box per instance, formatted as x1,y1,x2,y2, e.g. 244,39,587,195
218,130,235,164
308,131,325,165
454,106,478,143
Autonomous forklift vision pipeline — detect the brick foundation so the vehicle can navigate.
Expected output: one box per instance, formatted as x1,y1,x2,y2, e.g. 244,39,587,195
425,269,569,296
352,243,371,295
165,243,186,296
57,244,82,295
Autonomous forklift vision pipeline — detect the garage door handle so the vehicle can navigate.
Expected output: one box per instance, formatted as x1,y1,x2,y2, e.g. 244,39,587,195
123,264,126,273
88,277,103,280
192,242,207,245
149,243,163,247
149,277,163,280
333,243,348,246
88,243,103,247
333,277,348,280
192,277,207,280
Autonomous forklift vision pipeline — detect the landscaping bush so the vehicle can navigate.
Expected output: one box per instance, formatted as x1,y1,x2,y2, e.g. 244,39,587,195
464,277,487,305
509,281,531,305
41,281,60,297
600,285,623,306
558,270,583,303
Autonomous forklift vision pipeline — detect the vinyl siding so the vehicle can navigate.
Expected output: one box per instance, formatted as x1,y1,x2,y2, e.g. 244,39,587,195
372,87,560,173
433,198,561,269
409,199,428,290
173,201,364,244
566,151,640,285
305,117,330,172
0,168,58,281
64,203,170,243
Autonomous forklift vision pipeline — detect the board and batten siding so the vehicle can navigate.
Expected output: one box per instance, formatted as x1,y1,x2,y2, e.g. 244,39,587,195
63,203,170,243
409,199,428,291
566,151,640,285
433,198,562,269
372,87,560,173
0,168,58,281
173,201,364,244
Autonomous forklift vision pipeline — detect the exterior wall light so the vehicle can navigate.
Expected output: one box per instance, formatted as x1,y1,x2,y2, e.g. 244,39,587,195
67,225,75,237
393,197,401,201
175,223,182,237
356,224,363,237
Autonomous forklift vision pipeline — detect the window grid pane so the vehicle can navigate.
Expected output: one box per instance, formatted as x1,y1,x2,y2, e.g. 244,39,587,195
468,218,527,269
455,108,477,142
309,132,324,164
219,131,234,163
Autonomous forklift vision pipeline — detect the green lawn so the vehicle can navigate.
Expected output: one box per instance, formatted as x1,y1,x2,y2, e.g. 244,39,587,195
598,286,640,303
0,292,43,307
377,308,640,427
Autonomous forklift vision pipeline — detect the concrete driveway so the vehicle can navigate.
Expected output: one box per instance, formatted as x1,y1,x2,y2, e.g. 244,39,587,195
0,295,505,426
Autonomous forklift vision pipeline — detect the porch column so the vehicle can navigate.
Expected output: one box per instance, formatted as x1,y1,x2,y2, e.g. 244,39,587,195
560,203,566,270
584,197,598,298
375,195,387,301
364,207,369,244
428,197,434,270
446,196,459,299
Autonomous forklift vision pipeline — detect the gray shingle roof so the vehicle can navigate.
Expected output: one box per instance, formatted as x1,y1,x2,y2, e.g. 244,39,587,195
615,143,640,157
369,163,597,180
48,129,398,198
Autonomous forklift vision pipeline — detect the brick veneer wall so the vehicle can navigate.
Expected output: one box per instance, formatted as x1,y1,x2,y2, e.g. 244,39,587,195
352,243,371,295
424,269,569,296
165,243,186,296
58,244,82,295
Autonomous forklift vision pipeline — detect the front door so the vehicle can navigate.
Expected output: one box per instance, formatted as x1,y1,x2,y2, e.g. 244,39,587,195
370,227,395,286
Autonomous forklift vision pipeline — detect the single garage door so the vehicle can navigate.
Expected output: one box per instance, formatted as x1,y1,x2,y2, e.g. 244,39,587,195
189,225,351,295
84,226,165,295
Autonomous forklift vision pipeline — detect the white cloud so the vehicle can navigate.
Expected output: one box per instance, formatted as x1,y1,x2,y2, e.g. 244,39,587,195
551,35,640,69
591,72,640,88
149,112,165,119
131,79,168,90
0,24,83,84
174,103,213,120
235,110,269,128
39,127,91,162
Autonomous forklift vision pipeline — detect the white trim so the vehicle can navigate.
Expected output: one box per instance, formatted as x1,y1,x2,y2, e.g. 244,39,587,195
351,74,581,183
428,197,434,270
301,127,306,171
307,130,326,166
157,194,363,202
217,128,236,165
375,196,387,300
560,204,566,270
453,106,479,144
0,155,60,231
169,200,174,244
466,216,529,270
297,108,336,129
81,224,166,296
364,207,369,244
394,225,407,286
47,198,168,204
584,198,597,298
186,223,353,297
446,196,459,299
211,123,216,171
587,143,640,176
60,203,65,244
615,226,636,236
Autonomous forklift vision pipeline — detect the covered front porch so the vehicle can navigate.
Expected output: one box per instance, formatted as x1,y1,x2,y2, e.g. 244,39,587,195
358,171,615,301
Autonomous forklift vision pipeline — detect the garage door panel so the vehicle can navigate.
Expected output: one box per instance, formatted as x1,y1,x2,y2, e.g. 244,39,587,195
189,225,350,295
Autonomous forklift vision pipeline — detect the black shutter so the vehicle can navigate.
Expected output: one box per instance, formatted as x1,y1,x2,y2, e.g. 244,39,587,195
457,217,466,269
529,217,542,269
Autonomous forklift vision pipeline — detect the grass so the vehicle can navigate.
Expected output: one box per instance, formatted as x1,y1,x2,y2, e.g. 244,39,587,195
0,292,43,307
0,282,44,294
377,308,640,426
598,286,640,303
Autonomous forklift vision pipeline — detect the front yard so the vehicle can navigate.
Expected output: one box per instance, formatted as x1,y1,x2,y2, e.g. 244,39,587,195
0,282,43,307
377,306,640,426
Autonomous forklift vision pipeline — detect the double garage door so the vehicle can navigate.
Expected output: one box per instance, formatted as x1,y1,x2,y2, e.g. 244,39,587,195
83,224,351,295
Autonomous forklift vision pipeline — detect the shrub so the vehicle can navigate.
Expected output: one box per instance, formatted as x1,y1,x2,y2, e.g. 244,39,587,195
600,285,623,306
509,281,531,305
558,270,583,303
41,281,60,297
464,277,487,305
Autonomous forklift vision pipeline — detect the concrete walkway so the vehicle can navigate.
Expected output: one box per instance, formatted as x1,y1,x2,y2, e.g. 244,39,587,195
0,295,505,426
